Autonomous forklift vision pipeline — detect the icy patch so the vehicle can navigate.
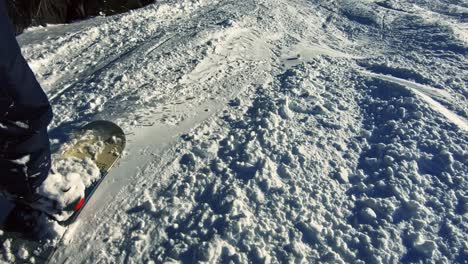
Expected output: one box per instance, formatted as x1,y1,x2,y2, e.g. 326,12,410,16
281,42,354,69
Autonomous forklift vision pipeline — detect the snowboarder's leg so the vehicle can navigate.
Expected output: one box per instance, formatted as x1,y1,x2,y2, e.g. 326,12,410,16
0,139,51,199
0,0,53,200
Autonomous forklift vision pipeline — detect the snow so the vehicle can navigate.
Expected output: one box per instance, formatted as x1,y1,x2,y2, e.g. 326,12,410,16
26,156,100,223
10,155,30,165
363,71,468,131
1,0,467,263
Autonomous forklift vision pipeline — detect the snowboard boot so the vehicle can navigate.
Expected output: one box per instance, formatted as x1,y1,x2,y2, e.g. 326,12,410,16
21,190,85,222
0,178,85,223
22,165,88,222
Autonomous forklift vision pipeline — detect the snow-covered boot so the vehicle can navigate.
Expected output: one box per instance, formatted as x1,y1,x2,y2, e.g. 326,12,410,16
23,171,86,222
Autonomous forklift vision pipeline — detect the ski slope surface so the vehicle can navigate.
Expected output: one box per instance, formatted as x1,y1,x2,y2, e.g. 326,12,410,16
1,0,468,263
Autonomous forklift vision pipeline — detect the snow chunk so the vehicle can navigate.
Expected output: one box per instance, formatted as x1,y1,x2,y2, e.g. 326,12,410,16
279,97,292,119
258,158,284,191
86,95,106,112
335,167,350,183
360,207,377,222
296,221,323,246
32,157,101,221
53,157,101,187
413,235,437,258
14,121,29,129
383,155,394,165
17,247,29,260
36,172,85,210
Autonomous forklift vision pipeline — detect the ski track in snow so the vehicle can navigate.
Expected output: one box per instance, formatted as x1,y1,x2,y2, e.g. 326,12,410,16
1,0,467,263
362,71,468,132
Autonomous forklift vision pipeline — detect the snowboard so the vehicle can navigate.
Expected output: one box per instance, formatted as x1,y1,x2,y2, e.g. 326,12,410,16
58,120,126,225
0,120,126,263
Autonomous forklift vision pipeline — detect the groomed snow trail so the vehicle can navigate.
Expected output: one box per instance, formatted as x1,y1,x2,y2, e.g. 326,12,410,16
1,0,467,263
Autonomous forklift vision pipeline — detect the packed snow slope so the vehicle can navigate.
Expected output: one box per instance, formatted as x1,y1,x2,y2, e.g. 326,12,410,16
2,0,468,263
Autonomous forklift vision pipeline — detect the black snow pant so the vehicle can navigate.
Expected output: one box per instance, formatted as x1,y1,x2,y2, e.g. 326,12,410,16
0,0,52,200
